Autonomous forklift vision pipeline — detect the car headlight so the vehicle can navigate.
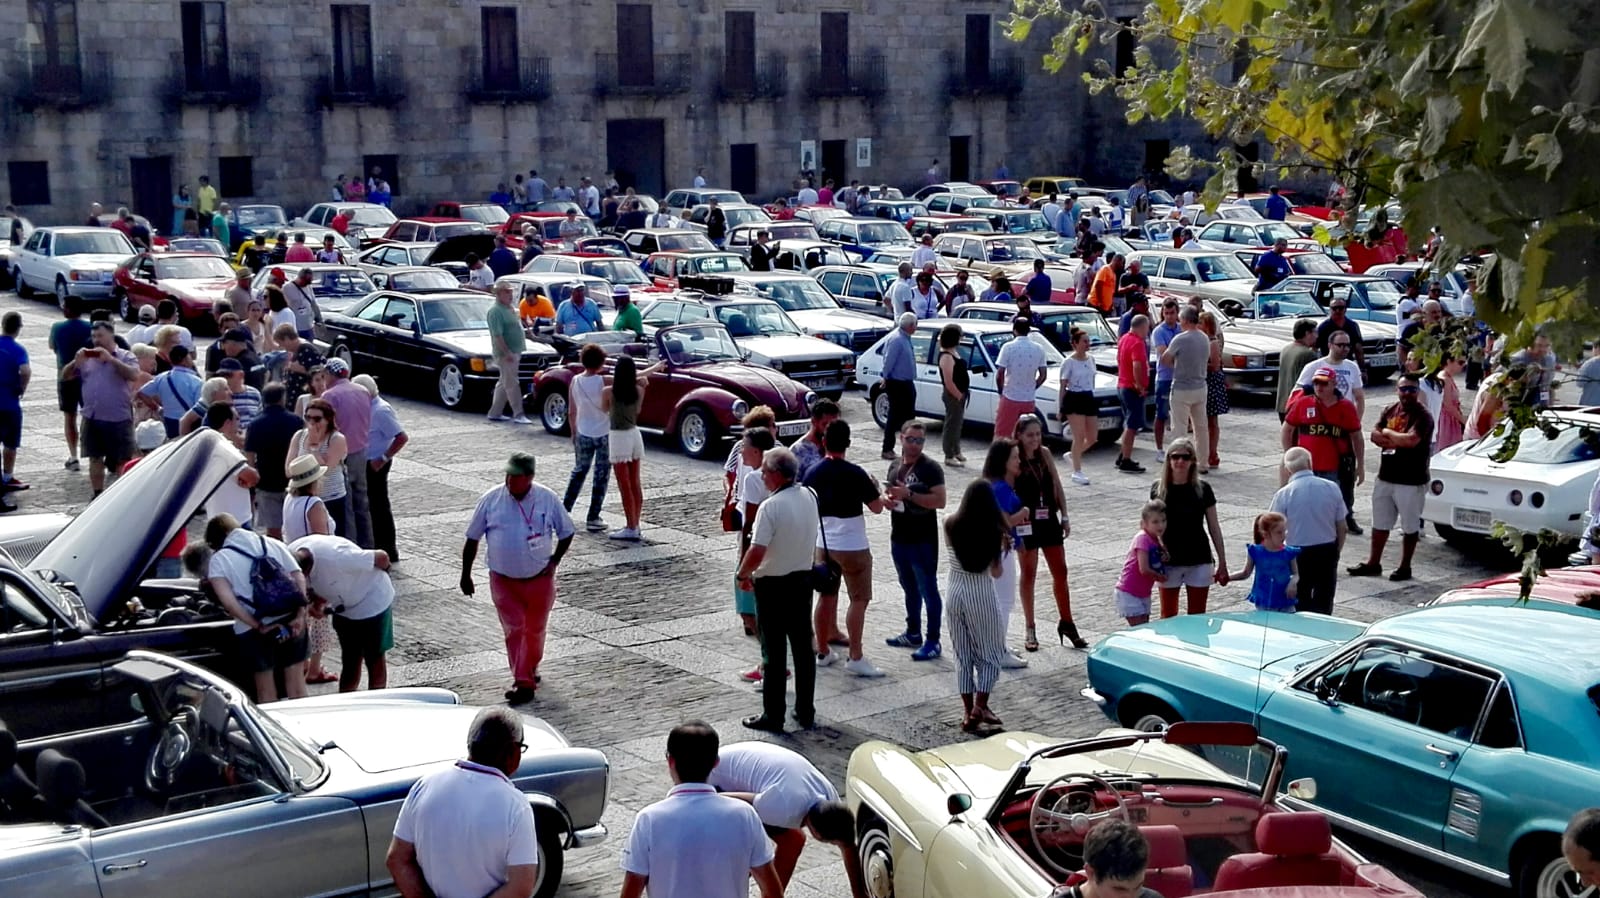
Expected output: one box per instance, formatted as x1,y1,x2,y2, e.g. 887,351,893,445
1230,354,1263,369
770,359,785,371
804,391,818,410
823,332,851,347
730,399,750,419
469,357,490,373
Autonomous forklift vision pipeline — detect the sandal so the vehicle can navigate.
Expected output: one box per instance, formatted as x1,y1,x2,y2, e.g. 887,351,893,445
960,716,982,734
1024,625,1039,653
306,671,338,684
977,707,1004,727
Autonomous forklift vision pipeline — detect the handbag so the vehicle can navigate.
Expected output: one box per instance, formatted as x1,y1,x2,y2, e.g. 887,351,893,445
808,488,843,595
721,471,742,533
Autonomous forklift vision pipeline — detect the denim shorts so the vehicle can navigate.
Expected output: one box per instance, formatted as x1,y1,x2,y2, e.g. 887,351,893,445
1154,380,1172,422
1119,388,1147,432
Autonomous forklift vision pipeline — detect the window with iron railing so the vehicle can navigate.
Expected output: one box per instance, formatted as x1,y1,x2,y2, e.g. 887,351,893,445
332,3,375,94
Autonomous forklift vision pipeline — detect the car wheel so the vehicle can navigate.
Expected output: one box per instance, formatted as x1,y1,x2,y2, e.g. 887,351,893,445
331,344,354,369
1121,697,1182,733
858,820,896,898
116,289,135,322
540,388,570,435
437,363,467,409
676,405,719,459
1518,840,1581,898
530,817,565,898
54,277,70,308
14,268,31,298
870,387,890,429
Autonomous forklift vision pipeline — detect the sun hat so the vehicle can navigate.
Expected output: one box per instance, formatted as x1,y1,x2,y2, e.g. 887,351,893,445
134,420,166,451
286,454,328,489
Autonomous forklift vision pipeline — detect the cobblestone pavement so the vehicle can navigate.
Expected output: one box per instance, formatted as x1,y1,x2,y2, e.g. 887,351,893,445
0,291,1492,898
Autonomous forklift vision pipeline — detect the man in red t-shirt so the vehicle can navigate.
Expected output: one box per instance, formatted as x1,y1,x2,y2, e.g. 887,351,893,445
1281,367,1364,500
1115,315,1151,473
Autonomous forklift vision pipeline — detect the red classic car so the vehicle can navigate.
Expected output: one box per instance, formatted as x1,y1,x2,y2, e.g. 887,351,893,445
112,252,237,323
1427,565,1600,609
531,323,814,458
428,201,512,228
372,217,490,245
501,213,598,251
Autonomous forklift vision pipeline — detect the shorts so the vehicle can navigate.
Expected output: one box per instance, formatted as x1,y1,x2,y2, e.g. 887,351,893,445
1372,480,1425,534
1021,515,1066,550
332,609,391,662
56,378,81,413
1062,390,1099,418
1154,380,1172,422
237,625,310,674
609,427,645,463
1119,388,1147,432
1114,588,1151,618
1163,563,1214,588
0,409,19,449
81,418,135,467
254,490,286,530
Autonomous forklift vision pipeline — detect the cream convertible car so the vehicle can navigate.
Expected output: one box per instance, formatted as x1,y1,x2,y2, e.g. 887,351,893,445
845,722,1423,898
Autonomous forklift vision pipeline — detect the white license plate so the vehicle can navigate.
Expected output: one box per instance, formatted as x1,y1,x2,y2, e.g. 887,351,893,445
1452,507,1493,531
1370,352,1397,368
1097,415,1121,431
777,421,809,437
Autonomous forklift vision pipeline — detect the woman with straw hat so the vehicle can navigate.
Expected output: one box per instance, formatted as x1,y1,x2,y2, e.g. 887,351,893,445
284,453,338,683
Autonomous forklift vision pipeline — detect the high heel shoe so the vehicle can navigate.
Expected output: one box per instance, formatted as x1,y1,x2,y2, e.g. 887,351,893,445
1058,620,1089,649
1024,625,1039,653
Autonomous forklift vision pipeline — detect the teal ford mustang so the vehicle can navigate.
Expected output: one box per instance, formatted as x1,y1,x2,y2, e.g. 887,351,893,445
1083,604,1600,898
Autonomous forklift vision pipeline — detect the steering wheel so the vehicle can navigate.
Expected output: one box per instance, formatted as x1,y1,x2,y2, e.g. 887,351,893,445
145,707,199,793
1361,660,1423,726
1028,773,1131,876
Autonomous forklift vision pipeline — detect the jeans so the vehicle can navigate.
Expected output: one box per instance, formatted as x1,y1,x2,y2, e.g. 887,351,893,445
883,379,916,453
368,458,397,559
941,392,966,459
1296,542,1340,614
564,434,610,522
891,540,942,642
755,571,816,723
342,451,373,548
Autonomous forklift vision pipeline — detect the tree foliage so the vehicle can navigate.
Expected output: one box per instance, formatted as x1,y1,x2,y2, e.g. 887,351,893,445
1007,0,1598,349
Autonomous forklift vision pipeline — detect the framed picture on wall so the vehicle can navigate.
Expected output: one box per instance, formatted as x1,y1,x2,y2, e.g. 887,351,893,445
856,138,872,169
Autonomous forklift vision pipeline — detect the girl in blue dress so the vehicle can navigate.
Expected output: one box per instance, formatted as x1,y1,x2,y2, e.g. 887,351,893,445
1228,512,1301,611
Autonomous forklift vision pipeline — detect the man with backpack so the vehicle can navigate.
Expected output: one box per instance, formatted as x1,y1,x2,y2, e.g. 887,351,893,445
205,512,310,702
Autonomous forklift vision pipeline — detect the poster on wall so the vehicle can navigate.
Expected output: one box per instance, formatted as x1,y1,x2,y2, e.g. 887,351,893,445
856,138,872,169
799,140,817,176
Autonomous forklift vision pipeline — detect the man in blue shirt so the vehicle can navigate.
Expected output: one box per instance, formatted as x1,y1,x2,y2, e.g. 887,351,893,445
1254,238,1294,291
554,284,603,336
1024,259,1052,307
0,312,30,496
879,313,918,459
48,297,92,471
487,235,520,278
1148,298,1182,460
138,344,203,437
1264,186,1291,221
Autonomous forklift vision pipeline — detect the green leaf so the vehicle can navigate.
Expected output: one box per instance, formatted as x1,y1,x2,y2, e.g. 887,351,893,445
1009,15,1033,43
1521,132,1563,178
1420,94,1463,155
1455,0,1530,95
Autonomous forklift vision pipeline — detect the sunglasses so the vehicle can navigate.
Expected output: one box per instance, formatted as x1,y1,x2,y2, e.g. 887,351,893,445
1398,386,1420,394
903,436,925,444
304,414,325,422
1169,454,1194,461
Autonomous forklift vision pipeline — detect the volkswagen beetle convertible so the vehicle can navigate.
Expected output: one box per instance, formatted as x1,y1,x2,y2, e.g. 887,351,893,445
846,721,1421,898
0,651,607,898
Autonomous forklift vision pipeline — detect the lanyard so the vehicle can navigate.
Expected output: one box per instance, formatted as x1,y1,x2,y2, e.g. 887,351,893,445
511,491,538,531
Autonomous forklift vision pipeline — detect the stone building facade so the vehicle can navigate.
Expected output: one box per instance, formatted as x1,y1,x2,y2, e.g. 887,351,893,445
0,0,1207,226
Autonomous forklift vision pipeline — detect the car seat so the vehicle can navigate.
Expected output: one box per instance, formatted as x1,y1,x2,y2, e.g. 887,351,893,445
724,313,755,337
664,338,685,361
35,749,108,828
0,724,44,820
1211,812,1343,891
1139,825,1194,898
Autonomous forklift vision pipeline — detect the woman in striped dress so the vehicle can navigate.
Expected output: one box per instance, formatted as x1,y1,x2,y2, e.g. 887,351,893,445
945,478,1011,735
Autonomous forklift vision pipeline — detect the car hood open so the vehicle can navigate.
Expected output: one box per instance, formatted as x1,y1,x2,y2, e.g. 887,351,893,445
425,234,499,265
269,700,569,775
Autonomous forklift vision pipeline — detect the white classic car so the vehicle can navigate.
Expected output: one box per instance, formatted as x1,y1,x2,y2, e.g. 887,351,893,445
10,226,136,305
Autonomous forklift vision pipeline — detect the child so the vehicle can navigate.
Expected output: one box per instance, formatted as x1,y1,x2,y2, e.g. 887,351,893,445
1229,512,1302,612
1115,500,1169,625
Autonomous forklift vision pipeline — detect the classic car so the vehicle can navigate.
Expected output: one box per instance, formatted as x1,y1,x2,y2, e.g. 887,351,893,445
355,241,440,277
848,721,1423,898
1101,188,1179,220
248,263,377,320
523,253,655,293
373,218,490,245
1422,408,1600,551
161,237,229,258
910,182,990,200
1128,247,1259,308
111,252,237,324
975,178,1025,199
638,294,855,395
619,227,716,261
225,204,288,249
428,200,512,228
813,263,912,317
923,193,1008,215
763,239,856,273
1238,190,1338,223
0,650,608,898
955,302,1122,370
784,205,851,228
0,212,35,286
413,233,498,283
724,221,822,261
1179,202,1265,226
908,215,994,240
1123,219,1186,251
1232,248,1346,281
856,319,1124,444
976,209,1058,245
533,322,816,458
499,272,620,316
501,213,598,252
1210,293,1400,379
682,202,771,234
1427,565,1600,609
323,288,562,409
292,202,397,247
1263,275,1405,325
643,251,750,288
364,266,461,294
91,214,169,248
1084,603,1600,898
817,217,916,260
933,232,1049,279
661,188,744,219
858,200,931,223
1196,219,1307,249
9,226,137,305
709,271,892,356
1024,175,1088,196
1366,262,1475,315
250,228,359,268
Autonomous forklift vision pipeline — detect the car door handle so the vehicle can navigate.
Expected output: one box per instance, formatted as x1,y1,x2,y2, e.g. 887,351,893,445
1424,743,1458,760
103,860,148,874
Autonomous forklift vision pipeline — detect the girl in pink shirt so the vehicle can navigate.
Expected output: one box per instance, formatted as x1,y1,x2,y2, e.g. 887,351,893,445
1115,500,1169,625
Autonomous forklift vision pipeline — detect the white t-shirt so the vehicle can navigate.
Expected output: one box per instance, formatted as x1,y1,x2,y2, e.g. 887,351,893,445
886,278,916,316
1295,356,1363,401
571,372,609,439
212,477,255,527
270,307,296,335
797,187,819,205
750,485,819,577
126,323,156,345
393,761,539,898
738,465,769,511
621,784,773,898
995,336,1047,402
707,742,839,830
1061,356,1097,393
909,287,940,320
1395,296,1420,327
289,534,394,620
815,514,870,552
207,529,301,633
910,246,937,270
469,266,496,290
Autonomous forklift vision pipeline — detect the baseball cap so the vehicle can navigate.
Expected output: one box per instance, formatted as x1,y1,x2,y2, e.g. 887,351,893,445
505,451,536,476
324,357,351,377
1312,366,1336,381
223,327,251,343
134,420,166,451
235,266,251,278
138,306,157,322
217,357,244,373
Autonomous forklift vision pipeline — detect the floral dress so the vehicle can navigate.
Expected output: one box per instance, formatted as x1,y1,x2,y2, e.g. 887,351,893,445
1206,336,1230,416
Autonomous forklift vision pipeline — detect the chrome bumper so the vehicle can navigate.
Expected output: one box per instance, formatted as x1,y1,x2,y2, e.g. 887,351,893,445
570,822,608,848
1080,686,1107,706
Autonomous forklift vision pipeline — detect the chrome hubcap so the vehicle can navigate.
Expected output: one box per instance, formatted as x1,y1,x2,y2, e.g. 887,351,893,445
681,412,707,453
860,831,893,898
438,366,464,405
1537,857,1588,898
873,393,889,426
544,392,568,430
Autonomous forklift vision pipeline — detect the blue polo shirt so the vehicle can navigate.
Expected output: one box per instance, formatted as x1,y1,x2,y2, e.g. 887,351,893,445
555,299,602,335
1025,271,1052,306
0,336,27,411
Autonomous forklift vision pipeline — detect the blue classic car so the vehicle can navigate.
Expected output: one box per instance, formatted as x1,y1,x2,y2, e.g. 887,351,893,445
1083,604,1600,898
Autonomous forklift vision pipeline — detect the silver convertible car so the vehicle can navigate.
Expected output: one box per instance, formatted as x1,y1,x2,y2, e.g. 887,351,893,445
0,651,609,898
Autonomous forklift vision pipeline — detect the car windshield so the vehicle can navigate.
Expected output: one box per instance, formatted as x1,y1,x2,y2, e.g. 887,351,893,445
156,256,235,280
1044,311,1117,348
582,259,649,285
691,254,749,274
718,303,802,336
421,296,495,331
749,277,839,311
980,331,1065,365
996,212,1051,234
461,205,510,225
1467,422,1600,464
1293,253,1345,275
166,238,228,257
1257,222,1301,243
235,206,286,226
316,269,375,296
1255,291,1325,318
1194,254,1253,282
435,223,488,239
859,222,912,245
1358,279,1402,309
767,223,820,241
56,232,134,255
724,208,770,229
349,207,397,227
659,233,716,252
986,238,1044,262
660,324,743,364
387,269,459,291
1149,190,1176,205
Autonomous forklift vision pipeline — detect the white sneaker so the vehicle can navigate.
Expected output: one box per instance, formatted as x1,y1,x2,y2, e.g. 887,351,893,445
1071,471,1091,486
1155,450,1166,463
1000,651,1030,669
486,414,510,423
844,658,885,678
511,415,534,425
815,651,838,668
609,527,642,541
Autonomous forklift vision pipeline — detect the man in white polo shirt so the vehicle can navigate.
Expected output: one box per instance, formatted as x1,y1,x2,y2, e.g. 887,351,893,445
620,722,783,898
386,707,538,898
290,532,394,692
710,741,869,898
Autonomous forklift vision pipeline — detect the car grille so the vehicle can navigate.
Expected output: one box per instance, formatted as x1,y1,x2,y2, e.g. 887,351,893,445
1364,339,1395,355
783,359,844,378
852,330,884,353
518,356,554,381
1264,352,1280,367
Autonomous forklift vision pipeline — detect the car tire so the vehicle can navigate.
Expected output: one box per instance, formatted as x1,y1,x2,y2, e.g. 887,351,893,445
115,289,135,322
858,817,896,898
1516,838,1575,898
54,276,70,309
529,816,565,898
870,387,890,429
437,362,468,409
1120,697,1182,733
331,343,354,369
540,388,570,435
11,268,27,297
676,405,719,459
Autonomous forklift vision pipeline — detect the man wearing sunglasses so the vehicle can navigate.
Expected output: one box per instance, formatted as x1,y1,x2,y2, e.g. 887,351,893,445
1348,372,1434,582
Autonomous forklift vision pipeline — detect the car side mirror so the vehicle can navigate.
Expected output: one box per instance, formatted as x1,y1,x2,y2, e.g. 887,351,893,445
1312,675,1338,704
412,320,422,337
865,291,882,301
947,793,973,819
1178,274,1196,283
1287,778,1318,801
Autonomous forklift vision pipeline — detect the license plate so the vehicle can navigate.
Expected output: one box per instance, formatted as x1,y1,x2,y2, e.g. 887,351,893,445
1452,507,1493,531
1370,352,1396,368
1097,415,1121,431
99,271,112,282
777,421,808,437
